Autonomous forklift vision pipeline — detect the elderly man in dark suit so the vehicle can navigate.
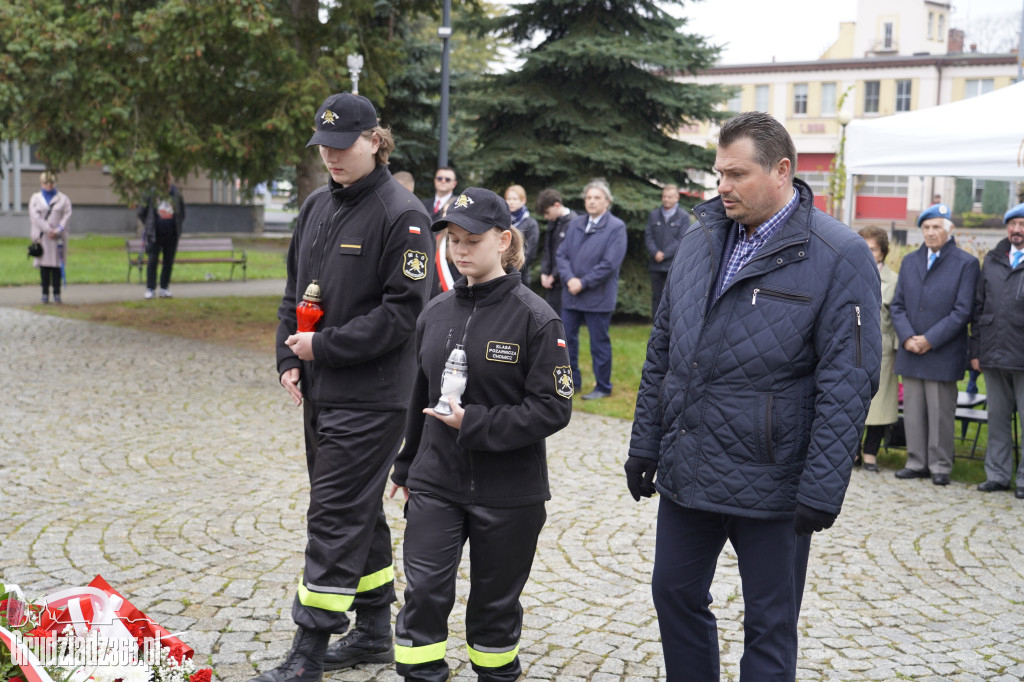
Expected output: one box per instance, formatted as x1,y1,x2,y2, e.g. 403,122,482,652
970,202,1024,499
890,203,980,486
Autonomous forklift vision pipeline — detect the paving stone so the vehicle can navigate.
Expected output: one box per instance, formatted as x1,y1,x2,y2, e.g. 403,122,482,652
3,306,1024,680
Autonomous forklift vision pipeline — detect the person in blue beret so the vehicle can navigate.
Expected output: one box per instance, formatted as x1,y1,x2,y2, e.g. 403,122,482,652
969,202,1024,499
891,203,980,486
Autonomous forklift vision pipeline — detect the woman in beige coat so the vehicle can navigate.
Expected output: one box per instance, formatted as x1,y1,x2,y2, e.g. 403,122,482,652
858,226,899,471
29,171,72,303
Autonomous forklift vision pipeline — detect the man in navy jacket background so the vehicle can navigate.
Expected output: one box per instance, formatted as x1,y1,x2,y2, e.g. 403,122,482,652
555,179,627,400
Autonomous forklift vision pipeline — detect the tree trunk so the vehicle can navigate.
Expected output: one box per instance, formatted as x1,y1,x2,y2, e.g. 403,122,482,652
290,0,327,208
295,150,326,208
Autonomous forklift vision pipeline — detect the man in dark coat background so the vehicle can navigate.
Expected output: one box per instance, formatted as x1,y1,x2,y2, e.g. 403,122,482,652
890,203,979,486
536,188,576,316
970,202,1024,499
644,183,688,317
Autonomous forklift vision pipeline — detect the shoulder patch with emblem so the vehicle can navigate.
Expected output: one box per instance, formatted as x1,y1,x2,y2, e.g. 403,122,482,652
553,366,574,399
485,341,520,364
403,250,427,280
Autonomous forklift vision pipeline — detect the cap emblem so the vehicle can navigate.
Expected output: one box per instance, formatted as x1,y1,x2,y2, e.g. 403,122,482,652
453,193,474,209
321,110,339,126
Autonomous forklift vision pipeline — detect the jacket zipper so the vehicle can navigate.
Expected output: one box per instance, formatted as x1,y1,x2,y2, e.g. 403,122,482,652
764,394,774,463
462,292,477,499
854,304,862,367
751,287,812,305
305,220,325,283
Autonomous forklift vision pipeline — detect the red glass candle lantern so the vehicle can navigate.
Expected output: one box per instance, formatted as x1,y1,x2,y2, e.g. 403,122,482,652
296,280,324,332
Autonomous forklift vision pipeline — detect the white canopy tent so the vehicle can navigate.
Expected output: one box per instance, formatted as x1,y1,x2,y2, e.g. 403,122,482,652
845,80,1024,179
843,80,1024,224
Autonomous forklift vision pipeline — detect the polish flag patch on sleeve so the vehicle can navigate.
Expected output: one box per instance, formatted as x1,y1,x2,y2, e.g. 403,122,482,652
557,338,566,348
409,226,421,234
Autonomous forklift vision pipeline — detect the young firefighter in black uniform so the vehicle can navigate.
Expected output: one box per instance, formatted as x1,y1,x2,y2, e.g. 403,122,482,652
389,187,574,681
250,92,433,682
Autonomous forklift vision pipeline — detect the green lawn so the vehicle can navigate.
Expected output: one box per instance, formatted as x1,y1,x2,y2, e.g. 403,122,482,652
15,258,1000,484
1,235,289,285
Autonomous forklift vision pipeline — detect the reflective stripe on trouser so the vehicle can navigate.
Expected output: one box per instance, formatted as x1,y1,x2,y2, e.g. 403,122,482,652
395,491,545,682
467,642,519,668
394,638,446,665
292,403,404,632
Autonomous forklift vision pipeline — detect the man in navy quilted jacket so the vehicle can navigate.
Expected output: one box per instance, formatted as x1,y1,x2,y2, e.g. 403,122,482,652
625,111,881,681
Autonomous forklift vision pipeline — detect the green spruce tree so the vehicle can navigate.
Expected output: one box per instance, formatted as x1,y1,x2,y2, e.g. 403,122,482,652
465,0,730,226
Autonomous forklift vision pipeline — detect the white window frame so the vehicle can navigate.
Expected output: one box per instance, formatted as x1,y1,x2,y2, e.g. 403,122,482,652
793,83,808,115
820,83,837,117
896,80,912,112
864,81,880,114
754,85,770,113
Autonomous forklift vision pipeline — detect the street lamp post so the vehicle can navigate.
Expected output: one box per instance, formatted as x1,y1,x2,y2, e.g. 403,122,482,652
347,54,364,95
834,109,853,223
438,0,452,167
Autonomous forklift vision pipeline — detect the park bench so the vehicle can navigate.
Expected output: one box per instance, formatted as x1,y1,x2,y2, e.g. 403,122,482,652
125,238,247,283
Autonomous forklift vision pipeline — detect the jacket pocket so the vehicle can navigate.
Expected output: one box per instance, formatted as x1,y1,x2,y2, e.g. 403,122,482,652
337,238,364,256
750,287,812,306
754,393,776,464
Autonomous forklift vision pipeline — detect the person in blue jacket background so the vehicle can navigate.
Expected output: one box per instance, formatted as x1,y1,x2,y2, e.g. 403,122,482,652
555,178,627,400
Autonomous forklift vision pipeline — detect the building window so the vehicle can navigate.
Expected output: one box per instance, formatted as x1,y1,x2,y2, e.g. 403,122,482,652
820,83,837,116
884,23,893,49
23,143,46,169
726,93,742,113
793,83,808,115
754,85,769,113
896,80,912,112
864,81,880,113
938,15,944,39
927,12,934,39
965,78,994,99
861,174,909,196
800,171,830,197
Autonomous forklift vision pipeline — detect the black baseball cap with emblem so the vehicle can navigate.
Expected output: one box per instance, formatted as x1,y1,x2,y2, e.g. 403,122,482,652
306,92,379,150
431,187,512,234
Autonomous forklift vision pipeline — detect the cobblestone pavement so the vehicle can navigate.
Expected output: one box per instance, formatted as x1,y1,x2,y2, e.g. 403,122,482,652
3,306,1024,682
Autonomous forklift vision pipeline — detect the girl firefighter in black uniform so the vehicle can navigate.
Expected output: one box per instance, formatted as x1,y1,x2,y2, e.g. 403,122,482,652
389,187,573,681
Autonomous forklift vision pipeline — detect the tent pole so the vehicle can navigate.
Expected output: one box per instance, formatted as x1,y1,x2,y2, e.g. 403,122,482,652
845,174,856,227
1018,0,1023,83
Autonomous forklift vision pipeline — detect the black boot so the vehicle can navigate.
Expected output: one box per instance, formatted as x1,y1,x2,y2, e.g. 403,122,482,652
248,626,330,682
322,607,394,671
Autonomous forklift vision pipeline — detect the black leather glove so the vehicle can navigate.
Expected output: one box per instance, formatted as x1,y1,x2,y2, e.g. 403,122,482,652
793,503,837,536
624,456,658,501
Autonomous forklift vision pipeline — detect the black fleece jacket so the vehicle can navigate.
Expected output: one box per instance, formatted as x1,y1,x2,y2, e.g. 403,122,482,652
275,165,433,409
393,272,573,507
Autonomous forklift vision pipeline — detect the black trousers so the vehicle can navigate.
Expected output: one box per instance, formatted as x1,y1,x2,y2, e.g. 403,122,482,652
395,491,546,682
544,282,562,317
292,403,403,632
146,230,179,290
40,266,61,297
652,497,811,682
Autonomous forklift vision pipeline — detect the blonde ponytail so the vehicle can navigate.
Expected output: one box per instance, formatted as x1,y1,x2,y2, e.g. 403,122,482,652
502,226,525,273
